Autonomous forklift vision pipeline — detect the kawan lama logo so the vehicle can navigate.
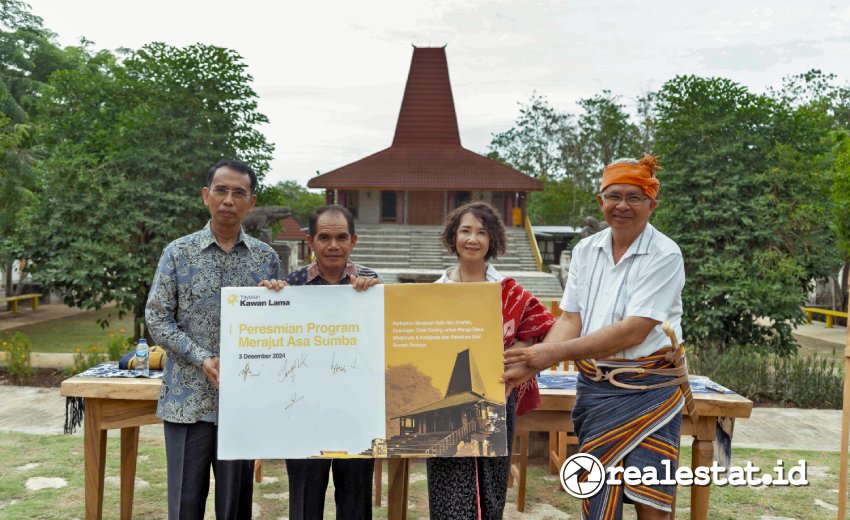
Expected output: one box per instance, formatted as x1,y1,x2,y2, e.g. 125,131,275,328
227,293,238,306
560,453,605,499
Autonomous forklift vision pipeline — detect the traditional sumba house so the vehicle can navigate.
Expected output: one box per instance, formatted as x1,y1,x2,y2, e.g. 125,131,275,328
390,349,504,455
307,46,543,226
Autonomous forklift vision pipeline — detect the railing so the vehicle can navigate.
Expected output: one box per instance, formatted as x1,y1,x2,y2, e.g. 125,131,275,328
524,216,544,272
426,419,484,455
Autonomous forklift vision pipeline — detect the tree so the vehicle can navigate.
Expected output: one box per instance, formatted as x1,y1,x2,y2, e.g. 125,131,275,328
653,75,841,355
0,0,43,32
525,177,596,226
256,180,324,226
832,131,850,310
0,109,36,294
0,0,90,125
770,69,850,131
0,1,89,295
635,90,657,152
488,93,573,181
772,70,850,312
573,90,642,190
489,92,645,226
25,42,274,339
488,94,597,225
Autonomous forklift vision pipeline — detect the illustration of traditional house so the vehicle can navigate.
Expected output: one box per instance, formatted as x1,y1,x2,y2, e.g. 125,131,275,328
389,349,505,456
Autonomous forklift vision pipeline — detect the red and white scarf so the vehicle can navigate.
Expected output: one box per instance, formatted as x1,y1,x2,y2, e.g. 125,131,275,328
501,278,557,415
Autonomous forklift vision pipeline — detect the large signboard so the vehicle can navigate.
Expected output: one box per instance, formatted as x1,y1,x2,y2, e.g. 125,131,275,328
218,283,506,460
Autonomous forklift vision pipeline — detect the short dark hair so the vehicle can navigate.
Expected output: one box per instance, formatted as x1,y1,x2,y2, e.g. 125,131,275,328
206,159,258,193
309,204,355,237
440,201,507,261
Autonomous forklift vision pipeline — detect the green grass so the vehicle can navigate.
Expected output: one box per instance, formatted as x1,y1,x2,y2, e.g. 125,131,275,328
5,308,135,354
796,334,844,364
673,448,841,519
0,431,845,519
512,447,844,518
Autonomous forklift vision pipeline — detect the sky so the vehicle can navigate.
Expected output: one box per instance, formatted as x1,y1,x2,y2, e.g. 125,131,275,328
24,0,850,187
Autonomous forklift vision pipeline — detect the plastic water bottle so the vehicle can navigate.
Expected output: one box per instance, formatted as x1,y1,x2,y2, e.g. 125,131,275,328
135,339,149,377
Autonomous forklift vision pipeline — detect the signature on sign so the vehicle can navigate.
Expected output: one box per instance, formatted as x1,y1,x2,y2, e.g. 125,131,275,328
285,392,304,410
238,363,262,382
330,352,358,374
278,353,309,382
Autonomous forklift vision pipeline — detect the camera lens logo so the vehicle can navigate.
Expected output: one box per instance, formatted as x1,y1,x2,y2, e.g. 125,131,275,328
560,453,605,498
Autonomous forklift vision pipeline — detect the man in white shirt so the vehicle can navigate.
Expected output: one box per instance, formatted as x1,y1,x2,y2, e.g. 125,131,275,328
503,154,686,520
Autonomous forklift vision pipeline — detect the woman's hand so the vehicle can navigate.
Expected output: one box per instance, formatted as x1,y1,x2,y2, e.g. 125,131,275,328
259,279,288,291
501,343,537,389
500,362,538,390
502,341,531,396
501,343,562,388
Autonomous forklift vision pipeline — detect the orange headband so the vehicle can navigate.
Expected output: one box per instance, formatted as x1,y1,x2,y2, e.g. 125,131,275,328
601,153,662,200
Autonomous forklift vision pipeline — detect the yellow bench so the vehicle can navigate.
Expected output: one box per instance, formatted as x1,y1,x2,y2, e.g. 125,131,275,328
803,307,848,328
0,293,42,313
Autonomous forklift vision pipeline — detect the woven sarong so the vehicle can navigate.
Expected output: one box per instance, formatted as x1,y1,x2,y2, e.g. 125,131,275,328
573,348,684,519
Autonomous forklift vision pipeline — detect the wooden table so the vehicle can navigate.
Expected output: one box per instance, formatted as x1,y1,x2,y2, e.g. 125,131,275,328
61,376,161,520
62,376,751,520
512,384,753,520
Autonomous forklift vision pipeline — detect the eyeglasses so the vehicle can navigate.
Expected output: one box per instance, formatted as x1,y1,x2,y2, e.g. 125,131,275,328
209,186,251,200
600,193,650,206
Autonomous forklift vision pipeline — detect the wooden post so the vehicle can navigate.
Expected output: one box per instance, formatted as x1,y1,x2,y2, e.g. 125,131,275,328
119,427,140,520
517,431,529,512
396,191,404,225
505,192,514,226
839,283,850,519
374,459,382,507
518,192,527,223
387,459,409,520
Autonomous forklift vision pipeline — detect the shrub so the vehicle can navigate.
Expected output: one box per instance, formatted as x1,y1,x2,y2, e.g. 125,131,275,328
71,345,104,374
1,332,34,383
106,333,133,361
688,346,843,409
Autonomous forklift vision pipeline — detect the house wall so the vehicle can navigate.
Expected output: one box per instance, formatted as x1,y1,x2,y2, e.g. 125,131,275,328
407,191,444,224
344,189,521,225
357,190,381,224
277,240,302,272
403,191,409,224
472,191,493,205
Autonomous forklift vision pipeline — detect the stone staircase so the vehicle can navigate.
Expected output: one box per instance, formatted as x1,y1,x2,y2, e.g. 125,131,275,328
350,224,563,301
348,225,413,269
505,272,565,303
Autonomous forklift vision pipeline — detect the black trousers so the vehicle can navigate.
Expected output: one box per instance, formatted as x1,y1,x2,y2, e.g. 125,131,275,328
286,458,374,520
164,420,254,520
425,391,518,520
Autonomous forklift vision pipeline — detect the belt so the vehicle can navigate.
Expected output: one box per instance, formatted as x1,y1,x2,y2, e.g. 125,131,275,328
586,361,688,391
584,325,698,428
